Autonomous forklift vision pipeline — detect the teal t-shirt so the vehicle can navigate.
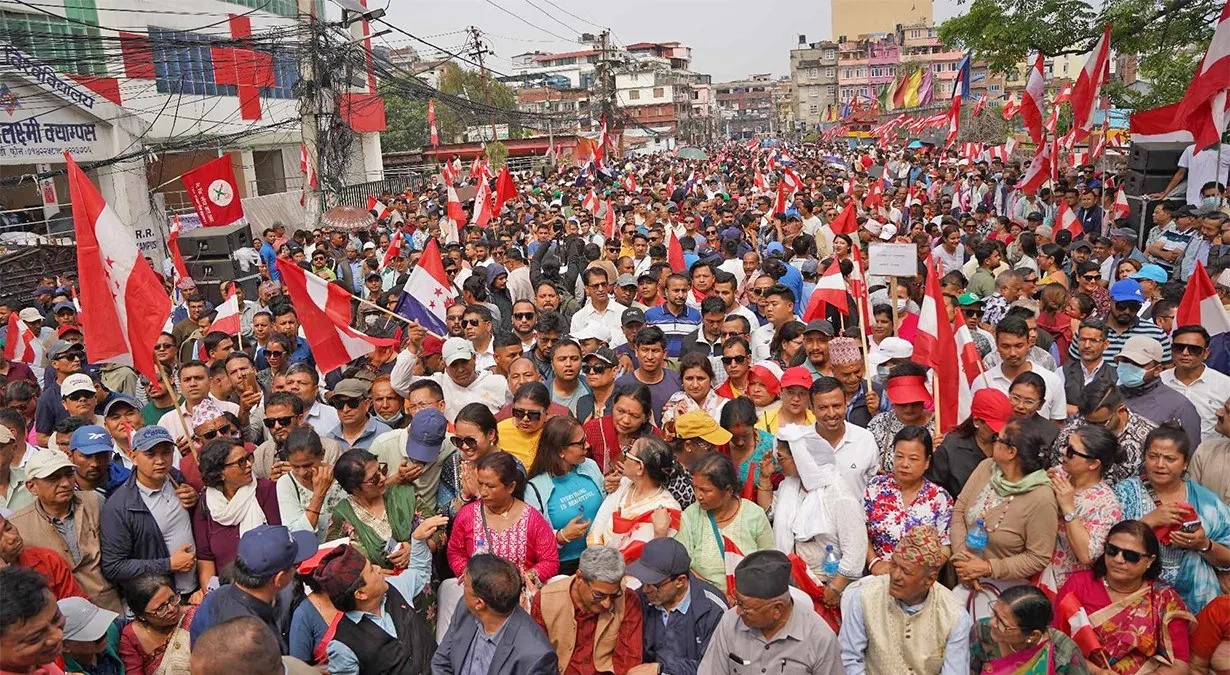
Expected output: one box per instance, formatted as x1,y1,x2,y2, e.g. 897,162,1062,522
546,469,604,561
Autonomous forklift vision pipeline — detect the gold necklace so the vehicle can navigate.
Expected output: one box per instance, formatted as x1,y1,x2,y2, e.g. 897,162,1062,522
487,502,516,519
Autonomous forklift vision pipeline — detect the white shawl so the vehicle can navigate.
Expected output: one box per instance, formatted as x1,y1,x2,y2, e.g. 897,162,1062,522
772,424,841,554
205,482,267,535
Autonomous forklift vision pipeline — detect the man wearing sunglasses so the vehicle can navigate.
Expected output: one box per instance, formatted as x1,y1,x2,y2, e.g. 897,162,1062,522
323,379,390,452
252,392,341,481
60,374,100,428
1159,326,1228,441
570,268,628,348
510,300,538,352
34,340,86,447
1116,335,1202,450
1067,279,1172,363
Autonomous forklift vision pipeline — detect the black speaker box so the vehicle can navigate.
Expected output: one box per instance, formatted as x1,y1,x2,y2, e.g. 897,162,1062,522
1123,171,1174,196
196,274,260,306
179,222,253,259
1126,144,1186,174
186,257,239,281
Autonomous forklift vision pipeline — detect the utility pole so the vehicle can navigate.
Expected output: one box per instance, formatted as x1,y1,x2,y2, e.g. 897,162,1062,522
594,29,617,152
468,26,499,144
297,0,322,230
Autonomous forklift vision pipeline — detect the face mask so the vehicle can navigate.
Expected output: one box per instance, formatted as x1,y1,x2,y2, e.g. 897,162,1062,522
1202,196,1220,208
876,365,890,380
1117,362,1146,388
375,411,403,426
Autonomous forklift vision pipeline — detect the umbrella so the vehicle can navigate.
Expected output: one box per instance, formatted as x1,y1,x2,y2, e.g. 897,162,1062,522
676,147,708,160
907,140,925,149
321,206,375,232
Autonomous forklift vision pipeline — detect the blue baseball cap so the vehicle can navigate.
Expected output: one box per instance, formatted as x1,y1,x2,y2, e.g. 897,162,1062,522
405,408,447,462
52,301,77,314
236,525,319,577
1110,278,1145,304
765,241,785,256
101,393,140,417
1130,264,1168,284
69,425,113,456
132,426,175,452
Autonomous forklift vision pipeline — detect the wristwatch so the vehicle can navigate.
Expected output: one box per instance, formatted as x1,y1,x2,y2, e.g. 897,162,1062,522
1062,511,1076,523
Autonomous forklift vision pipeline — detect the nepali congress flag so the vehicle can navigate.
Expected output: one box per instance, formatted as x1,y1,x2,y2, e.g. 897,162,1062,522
211,284,241,336
66,153,171,381
394,238,452,335
803,258,849,322
3,313,41,365
181,155,245,227
276,259,396,374
721,535,745,598
1177,262,1230,337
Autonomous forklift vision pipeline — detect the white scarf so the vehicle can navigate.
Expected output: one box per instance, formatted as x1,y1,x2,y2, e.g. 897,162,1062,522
205,482,267,535
772,424,841,553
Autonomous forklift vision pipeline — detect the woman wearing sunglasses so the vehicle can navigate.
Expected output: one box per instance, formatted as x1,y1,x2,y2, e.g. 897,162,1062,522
525,416,606,576
1075,261,1111,320
587,436,681,562
495,382,551,469
1052,520,1197,674
192,438,280,589
438,403,500,519
1044,425,1123,589
1114,424,1230,613
327,449,425,571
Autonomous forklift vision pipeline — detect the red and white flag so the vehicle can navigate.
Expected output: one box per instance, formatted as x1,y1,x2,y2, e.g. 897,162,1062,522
830,199,859,236
1002,95,1020,120
781,168,803,195
1021,54,1047,145
953,309,983,423
666,227,686,274
66,153,171,381
721,535,745,598
1175,0,1230,150
427,99,439,147
472,180,494,228
1111,185,1131,221
1070,25,1112,141
1129,102,1195,144
441,159,456,187
167,215,190,290
3,313,41,365
1177,261,1230,336
1056,200,1083,238
665,174,676,197
803,258,849,322
299,145,318,206
1016,141,1052,194
582,187,601,216
602,199,617,240
211,284,241,336
446,184,467,230
275,259,396,374
366,195,391,220
913,255,960,432
493,166,517,214
381,230,404,268
181,156,245,227
753,167,768,194
772,180,790,215
623,173,637,194
1054,591,1108,664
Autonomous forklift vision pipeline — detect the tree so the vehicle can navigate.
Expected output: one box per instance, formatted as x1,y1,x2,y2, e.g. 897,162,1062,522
379,88,428,153
377,62,523,152
938,0,1222,110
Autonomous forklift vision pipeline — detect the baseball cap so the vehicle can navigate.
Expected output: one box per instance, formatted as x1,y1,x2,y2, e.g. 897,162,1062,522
33,285,55,296
363,241,377,250
1117,335,1164,366
779,366,813,390
326,378,370,401
886,374,931,405
573,323,612,344
615,273,638,288
17,307,42,323
1130,264,1167,284
236,525,319,577
69,425,113,456
101,393,139,417
421,334,444,358
1173,204,1197,218
1026,212,1044,222
1109,227,1138,241
868,336,913,365
584,346,618,366
23,449,75,480
52,301,77,314
674,410,732,446
406,408,448,462
46,340,83,360
132,425,176,452
765,241,785,256
879,223,898,241
1217,268,1230,290
627,538,691,585
1109,279,1145,303
799,259,819,277
971,389,1013,434
441,337,475,365
1071,240,1093,252
61,373,96,397
957,292,983,307
621,307,646,326
58,597,119,642
802,319,836,337
56,324,83,338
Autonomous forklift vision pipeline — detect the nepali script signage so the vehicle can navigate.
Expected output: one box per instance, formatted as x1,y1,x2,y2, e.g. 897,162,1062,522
0,77,109,163
2,45,96,109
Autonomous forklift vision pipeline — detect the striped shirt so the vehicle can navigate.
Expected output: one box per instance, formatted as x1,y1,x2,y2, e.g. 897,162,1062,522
644,304,702,357
1067,317,1172,363
1144,223,1195,276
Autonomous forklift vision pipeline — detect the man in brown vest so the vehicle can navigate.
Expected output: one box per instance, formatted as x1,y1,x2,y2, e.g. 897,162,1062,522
531,544,644,674
837,524,972,674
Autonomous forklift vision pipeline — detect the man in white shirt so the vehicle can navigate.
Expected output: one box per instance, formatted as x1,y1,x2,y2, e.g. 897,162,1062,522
1160,326,1230,441
811,377,878,496
1152,143,1230,207
389,337,511,422
570,268,628,347
970,316,1067,422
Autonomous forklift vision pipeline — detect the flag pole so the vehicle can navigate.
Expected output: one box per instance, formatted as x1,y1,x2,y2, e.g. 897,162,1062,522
353,294,446,340
158,368,194,456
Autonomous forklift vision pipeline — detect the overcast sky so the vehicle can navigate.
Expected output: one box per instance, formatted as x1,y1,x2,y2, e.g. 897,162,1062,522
382,0,964,83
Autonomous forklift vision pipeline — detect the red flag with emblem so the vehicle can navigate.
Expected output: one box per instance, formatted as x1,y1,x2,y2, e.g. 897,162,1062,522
1056,200,1083,238
1021,54,1047,144
211,284,241,336
913,255,960,433
181,156,244,227
381,230,404,268
427,99,439,147
472,180,493,228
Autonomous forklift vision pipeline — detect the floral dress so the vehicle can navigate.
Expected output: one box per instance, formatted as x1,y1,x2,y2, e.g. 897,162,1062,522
864,474,953,560
1048,480,1122,589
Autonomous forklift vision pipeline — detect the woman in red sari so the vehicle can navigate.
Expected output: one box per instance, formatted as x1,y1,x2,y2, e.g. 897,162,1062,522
583,382,656,475
1053,520,1196,675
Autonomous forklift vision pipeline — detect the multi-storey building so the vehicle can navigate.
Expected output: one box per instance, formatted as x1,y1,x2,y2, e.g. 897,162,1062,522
789,36,840,131
714,74,776,139
836,33,900,104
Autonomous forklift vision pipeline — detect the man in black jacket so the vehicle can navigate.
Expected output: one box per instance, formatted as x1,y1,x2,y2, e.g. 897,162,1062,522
628,537,726,675
99,425,200,601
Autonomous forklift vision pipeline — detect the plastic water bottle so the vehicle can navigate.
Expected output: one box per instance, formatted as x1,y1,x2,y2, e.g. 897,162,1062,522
474,536,488,555
822,544,840,578
966,518,988,558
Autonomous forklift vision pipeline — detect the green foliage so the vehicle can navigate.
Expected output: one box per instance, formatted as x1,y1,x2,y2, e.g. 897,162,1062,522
485,140,508,167
939,0,1221,110
379,87,428,153
378,62,522,151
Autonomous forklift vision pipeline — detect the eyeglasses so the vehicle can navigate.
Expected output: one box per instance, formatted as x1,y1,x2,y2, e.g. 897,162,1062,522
65,391,94,402
263,415,296,429
720,331,747,340
721,355,748,366
581,363,611,375
1009,393,1040,407
1082,274,1101,281
450,435,479,449
988,602,1020,633
1172,342,1206,355
587,282,610,290
513,312,536,321
1064,443,1097,461
363,462,389,486
581,578,621,604
461,318,483,328
55,353,83,362
621,447,644,464
265,350,286,358
1113,301,1143,313
223,452,255,468
1105,542,1149,564
511,407,543,422
146,594,182,616
748,288,767,297
154,343,175,351
330,397,365,411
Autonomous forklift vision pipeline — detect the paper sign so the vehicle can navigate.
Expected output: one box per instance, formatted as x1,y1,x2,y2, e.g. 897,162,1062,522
868,243,918,277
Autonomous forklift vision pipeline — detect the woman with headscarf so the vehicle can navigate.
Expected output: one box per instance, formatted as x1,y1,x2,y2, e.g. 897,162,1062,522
757,423,866,629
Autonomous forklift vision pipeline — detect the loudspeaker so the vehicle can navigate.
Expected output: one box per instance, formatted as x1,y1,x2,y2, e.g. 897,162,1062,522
186,258,239,280
179,222,253,259
1126,144,1186,174
196,274,260,306
1124,171,1173,196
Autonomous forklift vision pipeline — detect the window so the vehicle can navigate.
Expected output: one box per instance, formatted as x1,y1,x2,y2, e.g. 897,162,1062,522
0,7,106,77
826,67,835,79
828,86,837,97
824,49,835,60
653,87,664,98
810,105,819,114
629,90,640,100
221,0,298,18
809,68,818,78
150,28,238,96
809,88,818,98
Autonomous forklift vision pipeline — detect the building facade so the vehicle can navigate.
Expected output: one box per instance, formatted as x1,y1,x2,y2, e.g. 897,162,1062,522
789,36,840,132
714,74,776,139
832,0,932,42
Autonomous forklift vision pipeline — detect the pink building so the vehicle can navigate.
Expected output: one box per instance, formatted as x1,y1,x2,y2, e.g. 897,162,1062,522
896,23,966,99
836,34,899,102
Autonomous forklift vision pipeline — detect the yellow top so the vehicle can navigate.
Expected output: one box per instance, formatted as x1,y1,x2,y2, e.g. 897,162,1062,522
496,417,542,468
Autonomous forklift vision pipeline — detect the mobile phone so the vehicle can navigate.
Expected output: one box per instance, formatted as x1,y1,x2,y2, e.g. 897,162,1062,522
383,537,401,556
1180,519,1201,533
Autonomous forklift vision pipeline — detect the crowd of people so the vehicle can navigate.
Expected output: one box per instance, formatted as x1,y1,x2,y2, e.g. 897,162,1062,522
1,138,1229,675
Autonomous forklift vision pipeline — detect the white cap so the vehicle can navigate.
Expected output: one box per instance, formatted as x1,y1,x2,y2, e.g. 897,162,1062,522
1216,268,1230,290
61,373,96,397
58,597,119,642
18,307,42,323
441,337,476,365
363,241,377,250
572,323,612,344
869,336,913,365
879,223,898,241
